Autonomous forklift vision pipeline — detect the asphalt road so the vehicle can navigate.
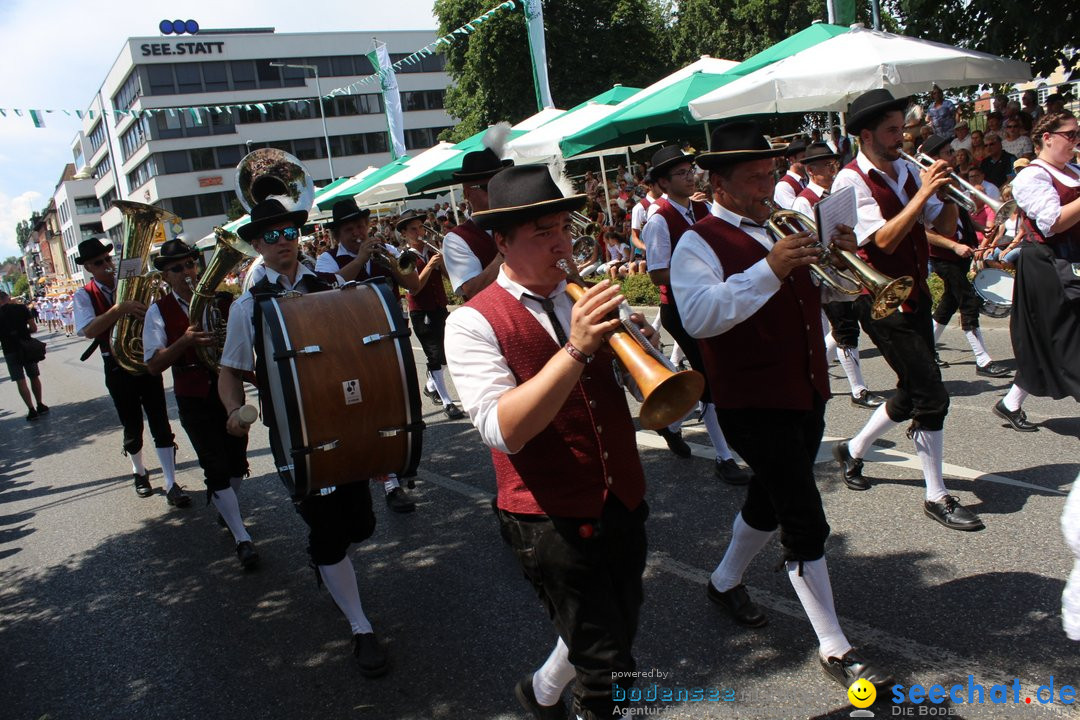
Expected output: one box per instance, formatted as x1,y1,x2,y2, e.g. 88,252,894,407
1,311,1078,720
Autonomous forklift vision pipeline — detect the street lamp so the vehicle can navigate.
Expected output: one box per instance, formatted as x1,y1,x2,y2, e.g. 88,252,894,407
269,62,335,180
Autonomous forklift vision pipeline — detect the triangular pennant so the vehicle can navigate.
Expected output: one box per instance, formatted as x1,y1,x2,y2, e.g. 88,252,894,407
14,109,22,116
0,109,7,117
29,109,45,128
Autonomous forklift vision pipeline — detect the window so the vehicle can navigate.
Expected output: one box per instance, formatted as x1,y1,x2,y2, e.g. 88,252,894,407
255,60,281,88
198,192,225,217
155,110,184,139
353,55,375,75
231,61,256,90
73,147,85,169
175,64,202,94
88,122,107,153
209,107,236,134
185,110,210,138
343,133,367,156
170,195,199,219
80,223,104,241
92,154,112,180
127,156,158,192
267,104,288,123
1038,83,1049,105
147,64,176,95
401,90,445,112
101,189,118,211
331,56,354,76
189,148,215,171
309,56,332,78
280,62,307,88
215,145,243,168
74,197,100,215
161,150,191,174
289,100,314,120
391,53,445,74
202,62,228,92
292,138,320,161
366,132,388,154
113,71,143,110
119,116,151,162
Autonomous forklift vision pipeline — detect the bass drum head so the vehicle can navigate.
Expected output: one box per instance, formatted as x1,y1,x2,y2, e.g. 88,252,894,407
258,296,309,497
973,267,1014,318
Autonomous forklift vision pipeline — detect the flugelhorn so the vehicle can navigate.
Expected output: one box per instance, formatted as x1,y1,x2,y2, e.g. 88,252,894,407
557,259,704,430
763,200,913,320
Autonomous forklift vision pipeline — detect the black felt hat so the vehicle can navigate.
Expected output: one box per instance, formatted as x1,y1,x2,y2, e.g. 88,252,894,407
920,134,951,158
696,121,785,170
784,139,808,157
326,197,371,230
152,238,200,271
395,209,425,232
802,141,841,164
452,148,514,182
846,89,909,135
649,145,697,179
74,237,114,265
471,165,585,231
238,198,309,243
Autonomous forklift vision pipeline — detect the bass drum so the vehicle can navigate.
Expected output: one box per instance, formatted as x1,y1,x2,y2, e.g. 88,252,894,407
973,267,1015,318
258,279,424,498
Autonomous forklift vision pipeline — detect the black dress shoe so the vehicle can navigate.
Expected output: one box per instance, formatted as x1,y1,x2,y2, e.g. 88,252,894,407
353,633,389,678
850,389,885,409
235,540,260,570
715,458,751,485
657,428,692,458
36,403,50,414
25,408,39,422
993,399,1038,432
924,495,985,531
165,484,192,508
423,386,441,405
976,361,1011,378
443,403,466,420
706,582,768,627
134,472,154,498
934,353,950,368
819,649,893,689
832,441,869,491
385,487,416,513
514,673,569,719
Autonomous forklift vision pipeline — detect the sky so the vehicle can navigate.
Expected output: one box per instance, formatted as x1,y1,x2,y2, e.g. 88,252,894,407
0,0,440,260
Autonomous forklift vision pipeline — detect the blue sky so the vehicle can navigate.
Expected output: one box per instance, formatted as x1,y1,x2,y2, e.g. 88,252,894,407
0,0,439,259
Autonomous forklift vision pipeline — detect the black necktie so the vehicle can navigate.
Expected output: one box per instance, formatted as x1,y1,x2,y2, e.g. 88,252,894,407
522,293,568,345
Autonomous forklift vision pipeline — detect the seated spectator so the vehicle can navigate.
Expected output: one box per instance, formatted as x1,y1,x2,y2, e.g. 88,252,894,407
954,148,974,175
985,111,1003,135
967,166,1001,202
979,133,1016,188
1001,118,1035,159
950,121,972,152
980,186,1024,266
970,129,988,163
583,170,599,201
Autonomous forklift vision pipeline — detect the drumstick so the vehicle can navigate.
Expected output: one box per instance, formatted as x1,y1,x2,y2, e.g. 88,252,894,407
236,404,259,428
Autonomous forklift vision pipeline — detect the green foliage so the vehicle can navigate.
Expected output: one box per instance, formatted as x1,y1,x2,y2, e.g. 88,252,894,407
15,220,33,251
226,198,246,222
928,272,943,310
617,273,660,305
12,274,29,297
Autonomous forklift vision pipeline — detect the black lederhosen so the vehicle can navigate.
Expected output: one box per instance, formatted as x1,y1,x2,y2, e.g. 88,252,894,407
175,377,249,494
409,307,449,371
103,356,175,455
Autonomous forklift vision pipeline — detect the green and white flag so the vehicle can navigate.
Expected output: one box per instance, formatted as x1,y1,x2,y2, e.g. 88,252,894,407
523,0,554,110
368,41,407,160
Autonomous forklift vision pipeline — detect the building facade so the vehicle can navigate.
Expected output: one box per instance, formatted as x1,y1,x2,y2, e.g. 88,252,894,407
53,162,102,282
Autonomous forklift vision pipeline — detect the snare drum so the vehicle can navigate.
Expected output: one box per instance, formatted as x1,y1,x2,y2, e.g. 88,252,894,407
258,279,424,498
973,267,1015,318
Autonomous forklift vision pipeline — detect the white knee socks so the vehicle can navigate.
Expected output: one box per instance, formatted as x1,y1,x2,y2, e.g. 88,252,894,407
129,450,147,476
965,329,992,367
156,446,177,492
702,404,733,462
849,403,898,459
212,488,251,544
669,343,685,367
533,636,575,706
382,474,400,494
429,368,454,406
787,558,852,661
933,319,947,345
711,513,776,592
911,428,948,502
824,332,839,362
837,347,867,397
1004,384,1029,412
318,556,373,635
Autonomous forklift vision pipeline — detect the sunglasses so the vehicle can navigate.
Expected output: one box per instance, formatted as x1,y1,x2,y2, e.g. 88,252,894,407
261,227,300,244
1050,130,1080,142
165,259,197,274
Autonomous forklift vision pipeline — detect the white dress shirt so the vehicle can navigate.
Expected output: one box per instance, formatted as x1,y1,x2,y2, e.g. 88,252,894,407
1012,160,1080,237
73,281,113,337
142,292,189,362
832,151,945,247
444,267,574,454
630,197,652,233
950,136,973,153
643,196,701,272
442,226,495,293
772,170,805,209
790,181,829,217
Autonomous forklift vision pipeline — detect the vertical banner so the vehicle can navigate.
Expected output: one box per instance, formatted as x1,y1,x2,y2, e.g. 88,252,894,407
368,41,407,160
523,0,555,110
834,0,857,25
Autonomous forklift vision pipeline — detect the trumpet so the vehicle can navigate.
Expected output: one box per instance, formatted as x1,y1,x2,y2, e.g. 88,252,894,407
763,200,913,320
557,259,704,430
897,149,1011,215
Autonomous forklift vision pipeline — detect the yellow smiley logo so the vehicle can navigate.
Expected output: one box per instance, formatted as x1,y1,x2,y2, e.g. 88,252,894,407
848,678,876,708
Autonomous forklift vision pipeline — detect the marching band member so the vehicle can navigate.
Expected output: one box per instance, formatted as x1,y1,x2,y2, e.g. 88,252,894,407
792,141,887,409
995,110,1080,432
671,120,891,693
445,165,653,720
644,145,751,482
772,139,807,209
73,237,187,507
143,239,256,569
830,89,983,532
920,134,1011,378
218,198,389,677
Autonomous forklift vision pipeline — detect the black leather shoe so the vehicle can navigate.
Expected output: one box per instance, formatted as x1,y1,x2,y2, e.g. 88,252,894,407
423,386,440,405
25,408,39,422
514,673,569,719
993,399,1038,432
385,487,416,513
850,389,885,409
235,541,260,570
819,649,893,689
134,472,153,498
924,495,985,531
352,633,389,678
715,458,751,485
934,353,950,368
832,441,869,491
976,361,1011,378
443,403,466,420
165,484,192,508
657,428,692,458
36,403,49,414
706,582,767,627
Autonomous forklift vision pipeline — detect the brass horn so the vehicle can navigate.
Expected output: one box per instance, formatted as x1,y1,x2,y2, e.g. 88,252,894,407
188,227,258,370
235,148,315,213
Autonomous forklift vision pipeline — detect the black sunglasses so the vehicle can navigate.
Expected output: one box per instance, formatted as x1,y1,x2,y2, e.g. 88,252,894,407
262,227,300,244
166,259,197,274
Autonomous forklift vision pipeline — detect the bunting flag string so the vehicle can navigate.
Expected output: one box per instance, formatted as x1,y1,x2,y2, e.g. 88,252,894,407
0,0,518,128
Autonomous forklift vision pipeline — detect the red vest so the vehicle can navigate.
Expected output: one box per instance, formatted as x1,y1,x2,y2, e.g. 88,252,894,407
155,293,214,398
693,217,830,410
1020,164,1080,250
777,174,804,196
467,283,645,518
652,197,708,305
83,279,114,356
846,160,930,312
795,186,822,208
407,252,448,312
450,219,497,269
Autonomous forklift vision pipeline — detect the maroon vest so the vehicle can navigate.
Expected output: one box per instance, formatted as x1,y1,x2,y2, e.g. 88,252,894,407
693,217,830,410
407,252,448,312
451,219,497,269
777,173,804,197
83,279,114,356
467,283,645,518
156,293,214,398
846,160,931,312
1020,164,1080,247
795,186,822,208
652,197,708,305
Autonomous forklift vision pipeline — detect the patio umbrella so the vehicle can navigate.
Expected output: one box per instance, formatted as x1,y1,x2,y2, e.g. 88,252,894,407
689,25,1032,120
352,143,467,205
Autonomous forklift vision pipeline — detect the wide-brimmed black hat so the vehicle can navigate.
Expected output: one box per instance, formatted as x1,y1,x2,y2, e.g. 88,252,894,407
471,165,585,231
846,89,908,135
326,197,371,230
74,237,114,265
649,145,696,179
238,198,309,243
153,238,201,271
784,139,808,157
920,134,951,158
696,121,785,170
452,148,514,182
802,141,841,164
395,209,425,232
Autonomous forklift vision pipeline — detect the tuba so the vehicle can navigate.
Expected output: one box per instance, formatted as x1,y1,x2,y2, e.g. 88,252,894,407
110,200,177,374
188,227,258,370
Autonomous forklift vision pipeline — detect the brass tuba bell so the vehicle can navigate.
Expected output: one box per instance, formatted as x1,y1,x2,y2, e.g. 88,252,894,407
188,227,258,370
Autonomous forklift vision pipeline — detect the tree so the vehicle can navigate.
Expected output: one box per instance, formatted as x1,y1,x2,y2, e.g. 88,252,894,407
15,220,32,251
434,0,673,141
12,274,28,298
226,198,246,221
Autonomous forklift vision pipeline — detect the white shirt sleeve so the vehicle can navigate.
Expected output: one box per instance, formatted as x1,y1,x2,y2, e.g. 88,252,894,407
73,288,97,337
630,203,647,232
314,250,342,274
670,231,783,338
791,195,813,218
442,230,483,293
832,168,886,246
643,213,672,271
218,292,256,372
773,179,798,209
444,306,513,453
1013,165,1067,237
142,303,168,363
